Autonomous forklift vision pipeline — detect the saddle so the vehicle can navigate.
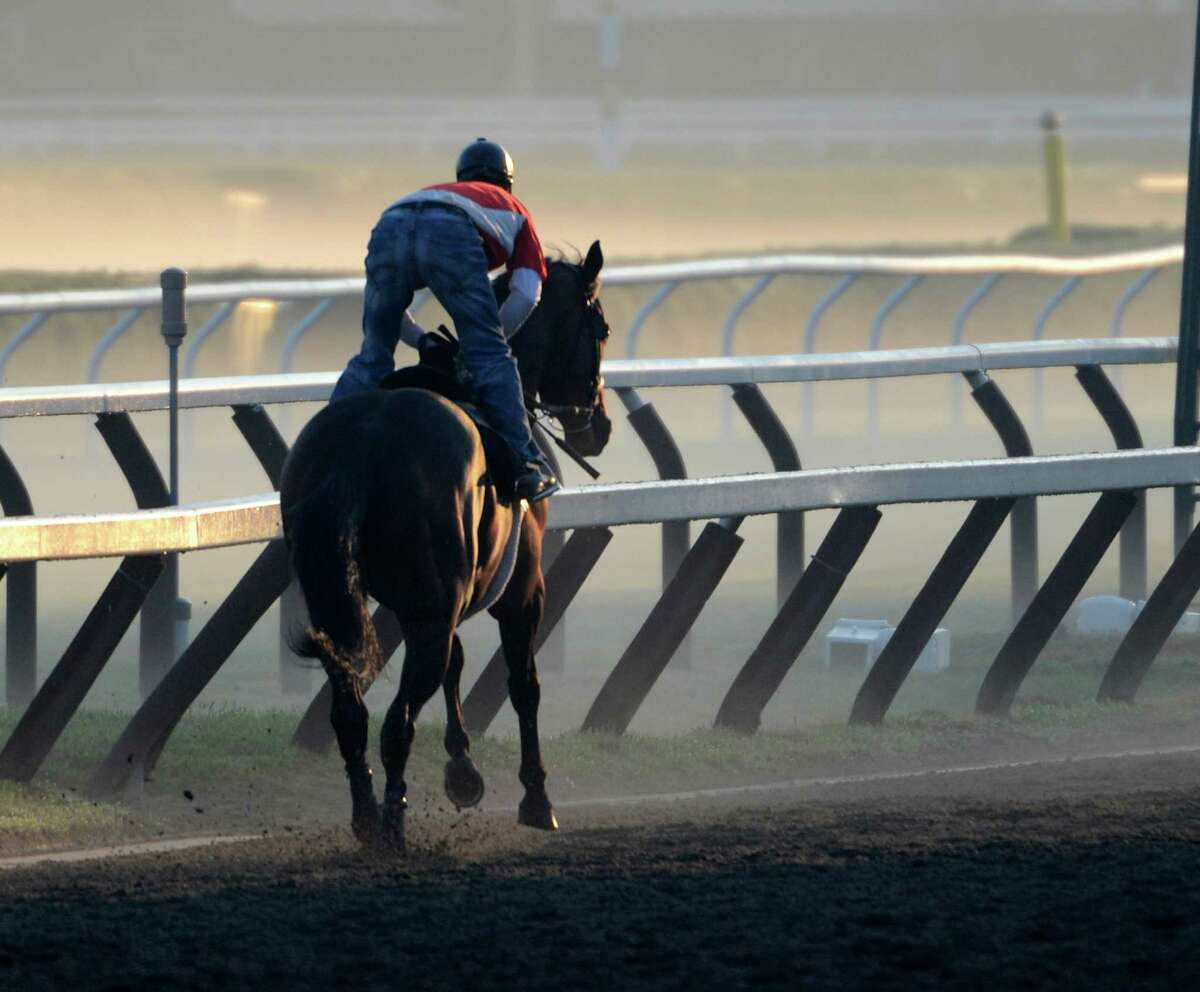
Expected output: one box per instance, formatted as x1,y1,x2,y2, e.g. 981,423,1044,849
377,337,520,498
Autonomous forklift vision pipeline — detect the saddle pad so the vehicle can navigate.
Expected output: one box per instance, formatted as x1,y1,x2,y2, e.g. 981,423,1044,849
378,365,518,497
465,501,526,619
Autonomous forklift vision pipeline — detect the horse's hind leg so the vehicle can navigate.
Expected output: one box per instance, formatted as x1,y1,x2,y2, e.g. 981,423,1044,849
379,621,454,850
495,588,557,831
442,633,485,809
325,669,379,843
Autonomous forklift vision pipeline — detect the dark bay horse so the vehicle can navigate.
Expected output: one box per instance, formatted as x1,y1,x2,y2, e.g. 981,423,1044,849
280,241,610,850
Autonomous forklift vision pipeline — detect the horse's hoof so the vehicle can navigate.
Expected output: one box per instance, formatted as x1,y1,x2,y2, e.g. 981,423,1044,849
350,815,376,844
351,802,381,845
379,793,407,853
518,796,559,831
380,811,406,853
444,756,485,810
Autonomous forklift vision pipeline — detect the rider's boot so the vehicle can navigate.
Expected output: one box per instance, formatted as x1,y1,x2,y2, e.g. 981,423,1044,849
514,459,560,503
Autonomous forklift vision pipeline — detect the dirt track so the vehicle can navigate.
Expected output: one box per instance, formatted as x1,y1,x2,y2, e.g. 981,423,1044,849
4,747,1200,991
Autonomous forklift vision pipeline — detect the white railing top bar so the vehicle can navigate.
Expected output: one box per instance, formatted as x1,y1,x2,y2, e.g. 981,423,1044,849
0,494,281,563
603,337,1179,388
0,278,364,316
0,337,1176,419
599,245,1183,287
0,246,1182,316
0,372,336,419
550,448,1200,530
1,448,1196,562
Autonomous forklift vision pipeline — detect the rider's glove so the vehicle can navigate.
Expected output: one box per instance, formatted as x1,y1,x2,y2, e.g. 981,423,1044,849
417,328,460,370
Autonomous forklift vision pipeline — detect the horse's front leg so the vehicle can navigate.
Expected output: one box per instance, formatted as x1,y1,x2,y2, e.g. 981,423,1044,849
442,632,485,809
495,585,556,831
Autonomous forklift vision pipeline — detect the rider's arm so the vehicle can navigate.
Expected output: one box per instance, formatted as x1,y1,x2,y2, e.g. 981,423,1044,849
398,310,428,349
500,267,542,339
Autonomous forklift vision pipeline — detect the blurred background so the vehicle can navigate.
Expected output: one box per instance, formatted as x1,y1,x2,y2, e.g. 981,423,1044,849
0,0,1196,728
0,0,1194,268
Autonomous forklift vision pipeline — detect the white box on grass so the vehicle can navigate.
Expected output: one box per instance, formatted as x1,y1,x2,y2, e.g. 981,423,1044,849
1076,595,1138,635
824,620,951,674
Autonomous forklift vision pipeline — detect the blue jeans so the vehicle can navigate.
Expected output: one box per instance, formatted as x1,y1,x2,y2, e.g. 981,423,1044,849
331,203,544,471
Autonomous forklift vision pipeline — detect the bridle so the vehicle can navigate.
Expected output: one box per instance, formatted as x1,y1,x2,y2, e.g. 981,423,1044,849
526,287,609,478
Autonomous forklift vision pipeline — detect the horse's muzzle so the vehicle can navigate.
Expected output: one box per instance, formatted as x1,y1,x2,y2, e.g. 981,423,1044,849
566,406,612,457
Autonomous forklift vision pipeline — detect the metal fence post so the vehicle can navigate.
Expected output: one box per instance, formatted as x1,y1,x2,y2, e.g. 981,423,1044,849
156,268,188,695
1174,2,1200,555
1074,365,1147,601
964,370,1038,620
582,517,744,735
850,497,1015,726
0,445,35,709
977,490,1136,717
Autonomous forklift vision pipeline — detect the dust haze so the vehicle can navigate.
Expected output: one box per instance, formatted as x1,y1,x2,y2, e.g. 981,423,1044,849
0,1,1194,742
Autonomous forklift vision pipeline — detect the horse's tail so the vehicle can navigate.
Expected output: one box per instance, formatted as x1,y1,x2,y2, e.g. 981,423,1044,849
286,472,381,683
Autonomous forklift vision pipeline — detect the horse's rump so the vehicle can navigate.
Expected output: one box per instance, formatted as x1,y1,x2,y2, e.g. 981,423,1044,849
281,389,519,659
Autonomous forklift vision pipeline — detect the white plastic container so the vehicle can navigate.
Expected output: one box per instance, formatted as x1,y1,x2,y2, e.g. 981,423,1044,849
873,626,951,674
1076,595,1138,635
824,618,892,670
1076,596,1200,637
824,620,951,674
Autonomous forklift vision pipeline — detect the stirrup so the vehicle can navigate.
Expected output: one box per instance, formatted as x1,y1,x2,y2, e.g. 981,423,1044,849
514,465,560,503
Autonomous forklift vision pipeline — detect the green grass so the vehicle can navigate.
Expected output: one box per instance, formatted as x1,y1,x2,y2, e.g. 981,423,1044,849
0,780,131,851
3,637,1199,855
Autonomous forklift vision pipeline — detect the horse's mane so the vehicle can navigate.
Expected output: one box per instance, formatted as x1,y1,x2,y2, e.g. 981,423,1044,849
491,252,588,307
492,252,589,397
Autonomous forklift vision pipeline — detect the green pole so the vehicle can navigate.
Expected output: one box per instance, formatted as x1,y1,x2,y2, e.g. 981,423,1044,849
1173,2,1200,553
1041,110,1070,244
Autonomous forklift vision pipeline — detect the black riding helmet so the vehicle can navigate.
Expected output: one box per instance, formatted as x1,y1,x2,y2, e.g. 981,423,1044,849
455,138,514,191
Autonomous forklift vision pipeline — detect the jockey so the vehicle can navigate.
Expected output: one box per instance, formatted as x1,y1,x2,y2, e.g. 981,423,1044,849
331,138,560,502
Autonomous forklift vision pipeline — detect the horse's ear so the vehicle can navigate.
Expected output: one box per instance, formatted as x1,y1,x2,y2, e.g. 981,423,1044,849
582,240,604,286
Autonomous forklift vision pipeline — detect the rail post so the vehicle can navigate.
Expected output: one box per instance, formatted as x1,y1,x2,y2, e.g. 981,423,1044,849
964,370,1038,620
715,506,881,734
90,540,293,797
949,273,1003,430
93,412,175,700
867,275,923,435
582,517,743,735
850,497,1014,726
802,273,857,436
1074,365,1147,600
157,268,189,694
1098,516,1200,704
0,445,35,708
1041,110,1070,244
1174,1,1200,555
229,403,310,695
976,490,1136,717
0,555,164,783
730,383,804,604
617,386,691,665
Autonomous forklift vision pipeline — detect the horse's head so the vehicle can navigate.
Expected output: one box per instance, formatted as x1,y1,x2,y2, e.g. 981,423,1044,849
505,240,613,457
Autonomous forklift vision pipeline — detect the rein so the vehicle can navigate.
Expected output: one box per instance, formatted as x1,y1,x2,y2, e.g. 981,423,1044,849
526,399,602,480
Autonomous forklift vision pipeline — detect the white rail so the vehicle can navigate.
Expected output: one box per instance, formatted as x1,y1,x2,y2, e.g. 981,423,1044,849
0,336,1178,420
0,448,1195,563
0,247,1183,316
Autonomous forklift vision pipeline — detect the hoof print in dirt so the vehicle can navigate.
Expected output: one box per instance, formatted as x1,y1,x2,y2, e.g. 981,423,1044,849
444,756,486,810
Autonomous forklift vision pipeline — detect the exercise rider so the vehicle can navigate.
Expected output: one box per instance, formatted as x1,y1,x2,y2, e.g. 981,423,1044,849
331,138,560,502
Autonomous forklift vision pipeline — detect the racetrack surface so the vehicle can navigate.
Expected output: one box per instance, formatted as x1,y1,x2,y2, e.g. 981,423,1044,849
4,747,1200,990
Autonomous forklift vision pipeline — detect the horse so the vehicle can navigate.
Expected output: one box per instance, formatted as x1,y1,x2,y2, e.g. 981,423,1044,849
280,241,611,850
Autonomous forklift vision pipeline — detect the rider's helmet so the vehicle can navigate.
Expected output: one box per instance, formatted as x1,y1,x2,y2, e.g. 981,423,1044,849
455,138,515,191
